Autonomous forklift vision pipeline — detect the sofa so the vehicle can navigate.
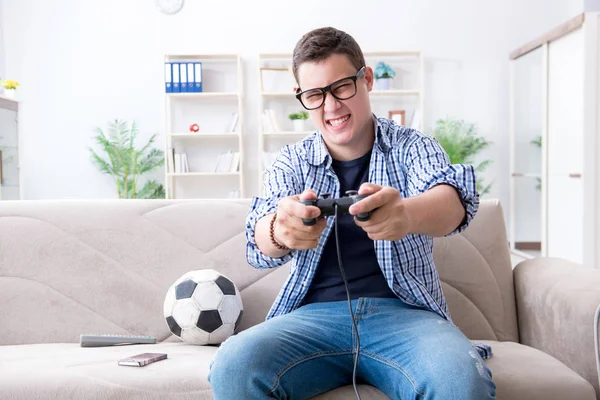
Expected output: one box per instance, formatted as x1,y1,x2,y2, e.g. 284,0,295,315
0,198,598,400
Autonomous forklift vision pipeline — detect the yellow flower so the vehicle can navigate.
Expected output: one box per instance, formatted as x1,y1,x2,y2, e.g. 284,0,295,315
1,79,19,90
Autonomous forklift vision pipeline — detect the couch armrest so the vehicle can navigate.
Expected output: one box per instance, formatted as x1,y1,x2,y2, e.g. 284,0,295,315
514,257,600,396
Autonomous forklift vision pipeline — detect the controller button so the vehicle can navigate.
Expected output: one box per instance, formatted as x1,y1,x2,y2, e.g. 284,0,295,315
345,190,358,197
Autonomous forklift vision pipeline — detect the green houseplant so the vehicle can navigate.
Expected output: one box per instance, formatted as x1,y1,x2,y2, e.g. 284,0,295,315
432,117,493,196
374,62,395,90
89,119,165,199
289,111,309,132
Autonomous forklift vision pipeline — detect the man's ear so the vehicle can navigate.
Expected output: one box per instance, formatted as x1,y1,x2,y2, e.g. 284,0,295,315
364,66,374,92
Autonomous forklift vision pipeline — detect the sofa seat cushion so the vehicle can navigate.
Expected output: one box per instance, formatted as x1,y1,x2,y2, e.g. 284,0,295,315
1,340,595,400
481,340,596,400
0,342,216,399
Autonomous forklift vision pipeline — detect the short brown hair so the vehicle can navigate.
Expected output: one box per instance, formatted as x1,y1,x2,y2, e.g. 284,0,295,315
292,27,366,87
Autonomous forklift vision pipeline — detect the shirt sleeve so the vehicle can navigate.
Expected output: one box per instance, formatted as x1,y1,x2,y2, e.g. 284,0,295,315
245,146,301,269
403,133,480,235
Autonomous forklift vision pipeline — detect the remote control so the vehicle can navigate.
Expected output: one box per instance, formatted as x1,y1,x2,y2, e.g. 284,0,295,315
80,334,157,347
300,190,373,226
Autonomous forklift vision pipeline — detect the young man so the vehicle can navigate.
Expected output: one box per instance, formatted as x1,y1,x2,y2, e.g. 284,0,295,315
208,27,496,399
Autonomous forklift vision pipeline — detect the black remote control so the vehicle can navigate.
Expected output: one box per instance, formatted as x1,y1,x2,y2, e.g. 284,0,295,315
300,190,373,226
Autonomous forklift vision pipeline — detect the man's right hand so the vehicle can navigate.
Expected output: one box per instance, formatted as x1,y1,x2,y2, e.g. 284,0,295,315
273,189,327,250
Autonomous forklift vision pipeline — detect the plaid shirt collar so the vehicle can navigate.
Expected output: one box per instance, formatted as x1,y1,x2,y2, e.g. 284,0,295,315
306,115,391,167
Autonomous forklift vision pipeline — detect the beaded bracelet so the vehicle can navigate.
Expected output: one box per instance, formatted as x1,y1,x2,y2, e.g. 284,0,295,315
269,213,289,251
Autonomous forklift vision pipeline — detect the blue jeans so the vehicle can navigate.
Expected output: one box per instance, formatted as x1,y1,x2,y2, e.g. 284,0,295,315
208,297,496,399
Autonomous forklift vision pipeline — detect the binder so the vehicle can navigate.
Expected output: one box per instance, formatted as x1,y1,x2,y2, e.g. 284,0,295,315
164,62,172,93
187,62,194,93
193,62,202,92
172,62,180,92
180,62,188,92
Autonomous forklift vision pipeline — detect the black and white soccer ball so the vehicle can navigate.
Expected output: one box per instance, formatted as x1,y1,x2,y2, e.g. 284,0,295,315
163,269,243,345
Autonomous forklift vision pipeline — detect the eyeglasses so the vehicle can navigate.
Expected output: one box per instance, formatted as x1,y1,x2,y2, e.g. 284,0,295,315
295,66,366,110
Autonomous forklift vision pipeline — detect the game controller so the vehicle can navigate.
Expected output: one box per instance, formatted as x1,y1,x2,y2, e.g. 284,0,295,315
300,190,373,226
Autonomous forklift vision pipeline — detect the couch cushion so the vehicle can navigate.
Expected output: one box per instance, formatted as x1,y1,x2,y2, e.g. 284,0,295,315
434,200,520,343
0,199,288,346
1,340,594,400
481,340,597,400
0,342,216,399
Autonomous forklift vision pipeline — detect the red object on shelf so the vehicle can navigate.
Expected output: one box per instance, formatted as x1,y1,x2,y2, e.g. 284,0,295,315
189,123,199,132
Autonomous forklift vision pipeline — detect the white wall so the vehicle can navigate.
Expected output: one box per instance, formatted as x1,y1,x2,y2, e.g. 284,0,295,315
0,0,585,213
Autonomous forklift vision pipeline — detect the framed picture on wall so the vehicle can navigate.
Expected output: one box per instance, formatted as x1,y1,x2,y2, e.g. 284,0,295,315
388,110,405,126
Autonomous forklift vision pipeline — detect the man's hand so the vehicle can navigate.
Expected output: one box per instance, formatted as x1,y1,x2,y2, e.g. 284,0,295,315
348,183,412,241
274,189,327,250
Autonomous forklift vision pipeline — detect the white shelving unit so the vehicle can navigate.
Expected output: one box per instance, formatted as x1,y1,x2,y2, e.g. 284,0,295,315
164,54,244,199
257,51,424,195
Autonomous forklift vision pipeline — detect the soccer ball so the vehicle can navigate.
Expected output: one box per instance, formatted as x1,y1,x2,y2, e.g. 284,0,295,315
163,269,243,345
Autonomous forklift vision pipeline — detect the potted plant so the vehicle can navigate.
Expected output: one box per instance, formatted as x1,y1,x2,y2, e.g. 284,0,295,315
289,111,309,132
431,117,493,196
89,119,165,199
374,62,395,91
1,79,19,99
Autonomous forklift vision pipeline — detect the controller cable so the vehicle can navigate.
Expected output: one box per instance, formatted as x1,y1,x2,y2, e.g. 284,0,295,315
334,204,361,400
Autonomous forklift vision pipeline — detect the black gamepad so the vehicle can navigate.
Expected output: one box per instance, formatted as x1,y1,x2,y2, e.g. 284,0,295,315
300,190,372,226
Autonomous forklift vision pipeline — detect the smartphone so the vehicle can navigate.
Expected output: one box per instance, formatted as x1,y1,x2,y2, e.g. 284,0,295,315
118,352,167,367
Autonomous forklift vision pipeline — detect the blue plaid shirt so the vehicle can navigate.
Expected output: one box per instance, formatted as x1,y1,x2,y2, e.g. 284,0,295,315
245,116,492,359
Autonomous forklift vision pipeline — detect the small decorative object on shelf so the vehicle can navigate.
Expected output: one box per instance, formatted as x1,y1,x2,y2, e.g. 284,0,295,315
289,111,309,132
374,62,395,90
189,123,199,133
1,79,19,99
388,110,405,125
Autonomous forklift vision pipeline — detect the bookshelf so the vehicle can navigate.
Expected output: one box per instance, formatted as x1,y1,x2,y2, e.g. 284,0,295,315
164,54,244,199
257,51,424,195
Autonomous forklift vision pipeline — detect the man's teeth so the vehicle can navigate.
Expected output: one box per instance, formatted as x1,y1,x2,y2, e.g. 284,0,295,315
329,115,350,127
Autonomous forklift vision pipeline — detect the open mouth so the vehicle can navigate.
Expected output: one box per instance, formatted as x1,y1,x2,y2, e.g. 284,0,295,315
326,114,351,129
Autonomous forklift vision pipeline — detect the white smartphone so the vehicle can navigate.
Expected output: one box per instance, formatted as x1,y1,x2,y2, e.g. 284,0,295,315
118,352,167,367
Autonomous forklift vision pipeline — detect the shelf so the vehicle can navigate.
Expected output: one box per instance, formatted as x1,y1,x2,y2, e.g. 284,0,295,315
166,54,239,61
261,92,295,97
168,172,240,177
169,132,240,138
167,92,240,98
511,173,542,178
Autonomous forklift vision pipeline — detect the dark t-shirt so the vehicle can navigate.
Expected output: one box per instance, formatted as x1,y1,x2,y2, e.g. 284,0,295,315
302,149,398,304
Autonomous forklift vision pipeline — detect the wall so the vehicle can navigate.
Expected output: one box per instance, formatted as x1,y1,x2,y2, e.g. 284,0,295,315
0,0,585,217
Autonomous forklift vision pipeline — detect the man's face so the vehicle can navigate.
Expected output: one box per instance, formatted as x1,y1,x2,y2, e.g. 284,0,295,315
296,53,374,159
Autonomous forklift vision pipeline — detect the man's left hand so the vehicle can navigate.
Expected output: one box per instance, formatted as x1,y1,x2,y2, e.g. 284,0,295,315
348,183,413,241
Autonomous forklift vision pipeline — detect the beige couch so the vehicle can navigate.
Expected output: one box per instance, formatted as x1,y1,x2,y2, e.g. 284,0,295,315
0,198,598,400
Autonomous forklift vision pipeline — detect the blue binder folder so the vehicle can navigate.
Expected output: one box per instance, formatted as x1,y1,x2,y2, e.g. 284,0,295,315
180,62,188,92
172,62,180,92
193,62,202,92
187,62,194,93
164,62,172,93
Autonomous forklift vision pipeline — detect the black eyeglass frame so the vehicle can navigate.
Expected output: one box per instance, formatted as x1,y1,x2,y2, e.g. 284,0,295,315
295,66,366,110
